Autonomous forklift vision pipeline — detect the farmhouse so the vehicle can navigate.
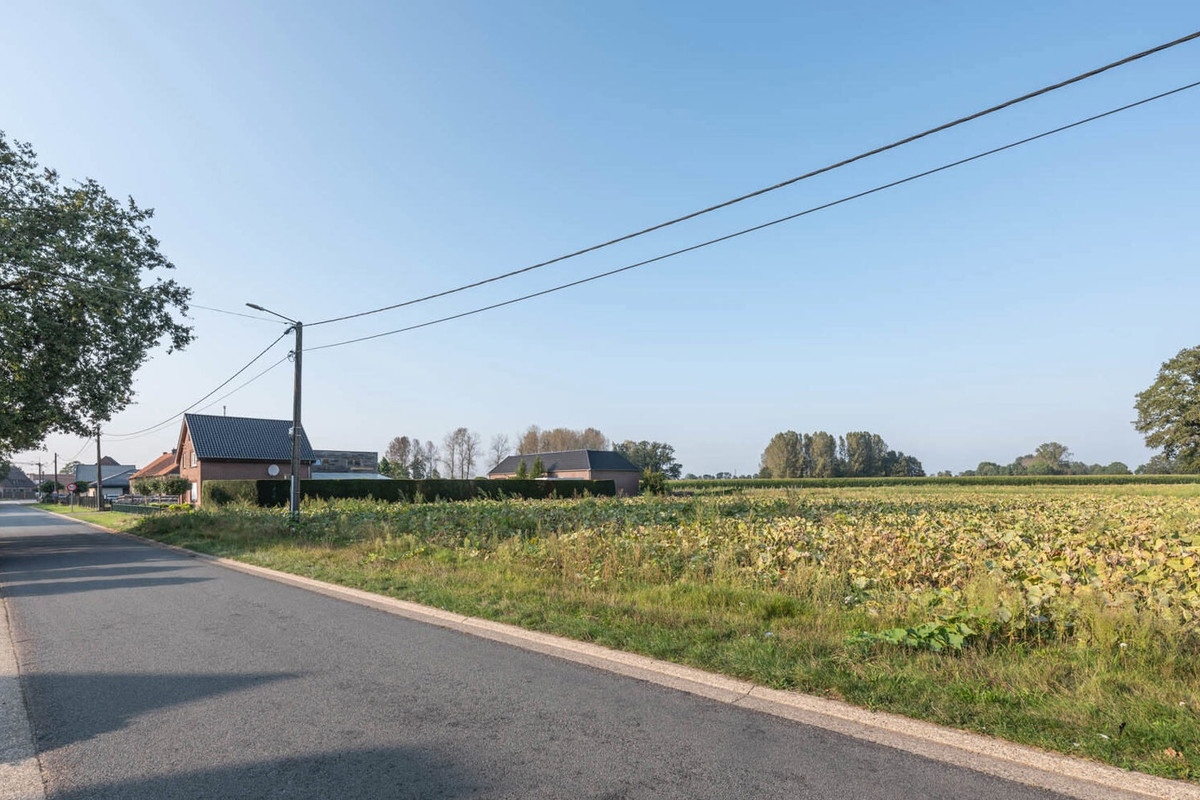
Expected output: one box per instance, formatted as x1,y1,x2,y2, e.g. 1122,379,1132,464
177,413,315,505
488,450,641,496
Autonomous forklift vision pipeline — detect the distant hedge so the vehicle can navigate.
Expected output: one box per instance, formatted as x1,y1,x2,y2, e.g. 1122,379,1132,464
669,475,1200,490
201,478,616,507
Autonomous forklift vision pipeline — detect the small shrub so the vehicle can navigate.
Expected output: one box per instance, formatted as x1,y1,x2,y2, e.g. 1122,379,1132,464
640,470,667,495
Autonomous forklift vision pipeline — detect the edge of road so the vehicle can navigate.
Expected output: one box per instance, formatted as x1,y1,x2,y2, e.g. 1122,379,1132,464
15,506,1200,800
0,592,47,800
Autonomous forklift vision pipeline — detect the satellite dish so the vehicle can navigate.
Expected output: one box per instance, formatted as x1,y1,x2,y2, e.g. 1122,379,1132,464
267,464,280,477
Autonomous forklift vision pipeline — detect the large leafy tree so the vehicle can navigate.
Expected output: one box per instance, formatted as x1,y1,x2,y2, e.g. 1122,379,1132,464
759,431,803,478
0,132,192,455
614,440,682,479
1134,345,1200,473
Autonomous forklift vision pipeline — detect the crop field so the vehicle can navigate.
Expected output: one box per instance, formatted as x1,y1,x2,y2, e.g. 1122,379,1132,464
131,483,1200,781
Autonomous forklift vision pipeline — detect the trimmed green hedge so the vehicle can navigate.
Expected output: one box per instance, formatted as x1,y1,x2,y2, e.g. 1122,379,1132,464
669,475,1200,490
201,478,616,507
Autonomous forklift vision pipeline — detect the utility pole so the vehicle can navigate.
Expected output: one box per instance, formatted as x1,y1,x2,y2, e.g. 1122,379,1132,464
95,425,104,510
53,453,58,497
247,303,303,519
289,321,303,519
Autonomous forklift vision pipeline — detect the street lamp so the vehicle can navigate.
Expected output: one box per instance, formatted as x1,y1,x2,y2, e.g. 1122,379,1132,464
247,303,303,518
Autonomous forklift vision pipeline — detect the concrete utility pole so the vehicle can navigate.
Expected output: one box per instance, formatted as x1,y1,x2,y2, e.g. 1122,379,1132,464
289,321,303,519
95,426,104,510
53,453,58,493
247,303,303,519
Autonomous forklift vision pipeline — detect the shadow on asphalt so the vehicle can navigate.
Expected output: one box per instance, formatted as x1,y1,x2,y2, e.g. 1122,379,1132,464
23,671,303,752
0,532,208,597
45,746,481,799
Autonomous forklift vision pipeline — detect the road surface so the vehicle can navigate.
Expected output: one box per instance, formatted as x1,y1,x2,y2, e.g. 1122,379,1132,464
0,504,1076,799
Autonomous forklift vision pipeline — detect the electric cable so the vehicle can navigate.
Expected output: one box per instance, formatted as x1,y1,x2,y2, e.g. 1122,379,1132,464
194,355,291,415
307,79,1200,353
104,329,292,439
307,29,1200,329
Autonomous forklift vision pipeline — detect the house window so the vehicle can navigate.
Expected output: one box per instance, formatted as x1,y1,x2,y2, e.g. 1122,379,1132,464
190,451,197,468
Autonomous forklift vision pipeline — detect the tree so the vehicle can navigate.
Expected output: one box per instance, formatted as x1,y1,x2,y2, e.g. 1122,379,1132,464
517,425,608,454
809,432,838,478
423,441,440,479
441,427,480,479
759,431,803,479
515,459,529,479
1033,442,1071,473
530,456,545,479
489,434,511,468
384,437,413,478
614,440,683,479
159,476,190,497
517,425,542,455
1134,344,1200,472
1137,454,1178,474
759,429,923,478
0,132,193,456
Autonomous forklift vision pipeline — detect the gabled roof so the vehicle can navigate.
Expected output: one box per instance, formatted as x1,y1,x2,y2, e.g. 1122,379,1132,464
1,466,35,489
181,413,315,463
132,451,179,479
74,464,138,485
489,450,640,475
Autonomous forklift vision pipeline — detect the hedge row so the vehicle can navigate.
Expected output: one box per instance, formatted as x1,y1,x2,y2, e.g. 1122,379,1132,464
669,474,1200,490
202,478,616,507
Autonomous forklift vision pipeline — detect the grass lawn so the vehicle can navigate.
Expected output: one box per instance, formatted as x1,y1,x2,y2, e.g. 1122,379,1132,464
31,503,144,531
109,486,1200,781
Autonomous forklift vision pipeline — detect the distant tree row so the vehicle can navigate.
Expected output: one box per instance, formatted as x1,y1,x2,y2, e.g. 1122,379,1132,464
380,436,443,479
759,431,924,479
380,425,685,480
958,442,1131,476
517,425,609,454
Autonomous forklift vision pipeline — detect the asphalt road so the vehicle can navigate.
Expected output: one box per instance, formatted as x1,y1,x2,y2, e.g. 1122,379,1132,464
0,504,1070,799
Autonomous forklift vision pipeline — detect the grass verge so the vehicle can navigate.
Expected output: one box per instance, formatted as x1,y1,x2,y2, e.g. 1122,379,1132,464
32,503,144,531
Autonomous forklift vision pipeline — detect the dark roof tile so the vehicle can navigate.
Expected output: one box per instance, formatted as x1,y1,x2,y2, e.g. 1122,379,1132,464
184,413,315,462
489,450,639,475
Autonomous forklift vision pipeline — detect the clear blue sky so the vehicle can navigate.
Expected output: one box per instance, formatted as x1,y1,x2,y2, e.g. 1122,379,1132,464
5,1,1199,476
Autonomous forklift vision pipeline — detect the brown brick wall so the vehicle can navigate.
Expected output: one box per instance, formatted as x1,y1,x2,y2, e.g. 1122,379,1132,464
178,428,310,505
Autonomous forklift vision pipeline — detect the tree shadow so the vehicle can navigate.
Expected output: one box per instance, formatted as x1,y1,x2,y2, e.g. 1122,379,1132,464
21,671,303,751
0,532,206,597
47,746,482,799
1,574,211,598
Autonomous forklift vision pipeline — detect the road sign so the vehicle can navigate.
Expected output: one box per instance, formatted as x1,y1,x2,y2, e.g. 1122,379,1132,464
66,483,77,493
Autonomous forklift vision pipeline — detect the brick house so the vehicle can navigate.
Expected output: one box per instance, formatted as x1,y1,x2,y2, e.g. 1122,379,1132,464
131,450,180,482
177,413,315,505
488,450,641,496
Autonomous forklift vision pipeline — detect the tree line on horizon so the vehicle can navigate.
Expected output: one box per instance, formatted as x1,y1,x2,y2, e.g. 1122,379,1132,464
758,431,924,479
955,442,1131,477
377,425,683,481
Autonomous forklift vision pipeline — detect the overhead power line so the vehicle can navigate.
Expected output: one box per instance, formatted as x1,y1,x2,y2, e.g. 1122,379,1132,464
307,79,1200,354
104,330,292,439
195,355,291,416
4,265,282,323
307,29,1200,329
